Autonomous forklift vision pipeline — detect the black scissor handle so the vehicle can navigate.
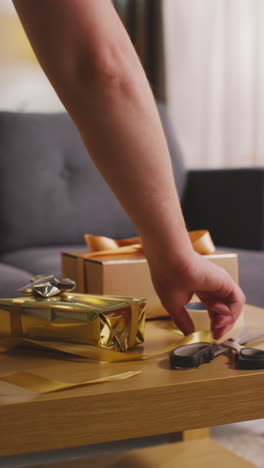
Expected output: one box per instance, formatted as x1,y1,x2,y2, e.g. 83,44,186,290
236,347,264,370
170,342,218,369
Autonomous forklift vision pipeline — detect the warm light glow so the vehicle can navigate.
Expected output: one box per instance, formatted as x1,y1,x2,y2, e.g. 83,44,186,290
0,2,37,63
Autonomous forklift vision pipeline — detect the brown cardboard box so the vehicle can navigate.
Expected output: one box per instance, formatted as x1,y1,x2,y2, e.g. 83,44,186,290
61,250,239,319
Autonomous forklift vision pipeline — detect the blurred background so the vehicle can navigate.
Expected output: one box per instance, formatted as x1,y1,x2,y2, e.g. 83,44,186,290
1,0,264,169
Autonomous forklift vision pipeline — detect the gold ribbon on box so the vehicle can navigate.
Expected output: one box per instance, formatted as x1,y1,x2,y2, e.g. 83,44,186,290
72,230,216,293
84,230,216,258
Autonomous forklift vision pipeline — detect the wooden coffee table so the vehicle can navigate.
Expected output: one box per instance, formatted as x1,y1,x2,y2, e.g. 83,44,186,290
0,304,264,461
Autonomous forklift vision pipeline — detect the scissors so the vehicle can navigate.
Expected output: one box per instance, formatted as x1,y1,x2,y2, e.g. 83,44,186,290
170,328,264,370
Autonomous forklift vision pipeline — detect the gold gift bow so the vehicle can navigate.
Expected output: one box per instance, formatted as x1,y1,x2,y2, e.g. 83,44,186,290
73,230,216,293
84,230,215,257
0,331,213,393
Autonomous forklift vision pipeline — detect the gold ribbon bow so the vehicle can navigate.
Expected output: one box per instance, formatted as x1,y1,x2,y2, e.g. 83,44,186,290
77,230,215,359
84,230,216,258
72,230,216,293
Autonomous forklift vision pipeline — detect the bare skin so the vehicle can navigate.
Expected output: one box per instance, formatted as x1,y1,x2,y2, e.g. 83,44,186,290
13,0,245,339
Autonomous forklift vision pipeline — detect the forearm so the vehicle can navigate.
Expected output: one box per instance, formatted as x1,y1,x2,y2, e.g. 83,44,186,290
13,0,192,262
73,63,191,260
12,0,246,338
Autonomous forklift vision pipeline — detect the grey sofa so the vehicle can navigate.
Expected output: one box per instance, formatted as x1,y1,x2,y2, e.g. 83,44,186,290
0,107,263,308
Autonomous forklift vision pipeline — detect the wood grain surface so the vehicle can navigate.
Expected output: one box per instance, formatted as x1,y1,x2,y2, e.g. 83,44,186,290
0,304,264,456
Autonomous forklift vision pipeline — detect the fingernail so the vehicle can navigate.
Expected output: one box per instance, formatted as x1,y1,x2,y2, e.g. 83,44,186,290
181,324,195,336
213,316,233,329
213,324,233,340
182,326,194,336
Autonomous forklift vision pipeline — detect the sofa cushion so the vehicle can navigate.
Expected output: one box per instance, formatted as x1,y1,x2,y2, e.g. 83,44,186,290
1,245,85,279
0,107,185,254
0,263,31,297
0,112,137,254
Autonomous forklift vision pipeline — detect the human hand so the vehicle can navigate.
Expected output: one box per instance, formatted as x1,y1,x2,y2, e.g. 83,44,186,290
145,249,245,340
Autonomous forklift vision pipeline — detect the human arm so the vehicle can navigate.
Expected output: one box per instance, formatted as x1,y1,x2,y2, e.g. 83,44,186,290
12,0,245,338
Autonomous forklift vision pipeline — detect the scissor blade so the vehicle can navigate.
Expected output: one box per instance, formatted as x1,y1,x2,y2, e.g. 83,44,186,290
234,327,250,343
212,328,249,355
211,344,230,357
241,330,264,345
210,328,249,357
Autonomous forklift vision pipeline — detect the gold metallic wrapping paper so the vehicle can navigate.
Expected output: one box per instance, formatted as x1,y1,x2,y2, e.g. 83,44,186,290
0,284,146,352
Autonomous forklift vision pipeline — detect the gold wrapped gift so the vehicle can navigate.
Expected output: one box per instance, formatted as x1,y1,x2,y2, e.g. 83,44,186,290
0,276,146,352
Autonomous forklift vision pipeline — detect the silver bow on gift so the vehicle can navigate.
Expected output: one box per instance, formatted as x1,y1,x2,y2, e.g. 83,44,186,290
19,275,76,298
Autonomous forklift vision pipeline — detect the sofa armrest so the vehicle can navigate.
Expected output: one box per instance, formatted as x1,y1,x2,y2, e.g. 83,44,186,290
182,168,264,250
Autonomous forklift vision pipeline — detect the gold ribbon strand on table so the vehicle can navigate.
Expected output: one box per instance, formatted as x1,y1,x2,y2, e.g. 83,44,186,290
0,331,213,394
84,230,216,258
0,330,213,362
0,370,142,394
